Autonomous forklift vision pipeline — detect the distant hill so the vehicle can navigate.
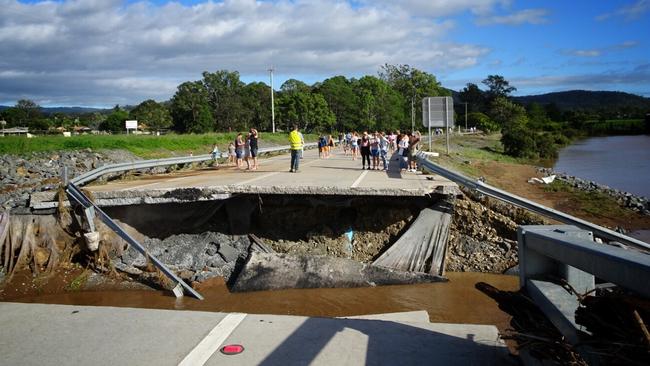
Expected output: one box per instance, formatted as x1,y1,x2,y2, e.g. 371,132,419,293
512,90,650,111
0,105,107,115
40,106,108,114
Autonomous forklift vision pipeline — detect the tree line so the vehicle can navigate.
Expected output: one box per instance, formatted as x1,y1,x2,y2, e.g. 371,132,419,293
0,64,448,135
2,66,648,160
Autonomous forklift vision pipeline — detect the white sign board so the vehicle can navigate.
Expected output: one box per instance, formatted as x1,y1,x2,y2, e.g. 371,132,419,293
422,97,454,128
125,120,138,129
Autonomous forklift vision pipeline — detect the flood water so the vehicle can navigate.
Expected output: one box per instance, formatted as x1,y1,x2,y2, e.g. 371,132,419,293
553,135,650,198
5,272,518,331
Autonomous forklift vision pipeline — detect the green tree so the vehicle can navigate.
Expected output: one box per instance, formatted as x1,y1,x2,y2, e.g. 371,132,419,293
467,112,498,134
489,97,528,132
458,83,486,113
379,64,448,130
501,126,536,158
280,79,311,95
314,76,359,132
129,99,173,132
243,81,272,131
352,76,405,132
2,99,44,129
202,70,246,131
99,107,129,133
482,75,516,101
170,81,214,133
526,102,550,130
277,91,334,132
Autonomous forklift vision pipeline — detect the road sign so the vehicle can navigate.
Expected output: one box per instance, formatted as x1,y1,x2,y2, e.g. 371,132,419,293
125,120,138,129
422,97,454,128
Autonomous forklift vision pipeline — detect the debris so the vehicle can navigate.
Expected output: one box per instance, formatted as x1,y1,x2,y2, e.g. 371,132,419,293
231,252,447,292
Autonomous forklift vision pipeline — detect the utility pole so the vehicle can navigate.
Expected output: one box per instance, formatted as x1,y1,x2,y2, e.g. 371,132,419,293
269,67,275,133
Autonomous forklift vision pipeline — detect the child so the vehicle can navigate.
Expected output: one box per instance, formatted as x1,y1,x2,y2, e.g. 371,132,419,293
228,142,236,166
210,143,220,167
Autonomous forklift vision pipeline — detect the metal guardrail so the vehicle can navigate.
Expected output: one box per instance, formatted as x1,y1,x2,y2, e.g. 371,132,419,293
61,141,320,299
517,225,650,361
71,142,319,186
66,183,204,300
416,152,650,251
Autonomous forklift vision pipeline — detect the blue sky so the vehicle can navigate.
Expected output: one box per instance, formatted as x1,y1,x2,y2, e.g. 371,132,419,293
1,0,649,107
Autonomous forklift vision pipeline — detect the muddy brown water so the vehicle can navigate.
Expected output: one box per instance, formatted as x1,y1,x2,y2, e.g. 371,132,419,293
3,272,518,331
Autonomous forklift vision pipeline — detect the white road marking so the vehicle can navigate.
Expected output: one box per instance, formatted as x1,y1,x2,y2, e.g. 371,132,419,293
351,170,369,188
178,312,247,366
236,171,281,185
118,181,164,191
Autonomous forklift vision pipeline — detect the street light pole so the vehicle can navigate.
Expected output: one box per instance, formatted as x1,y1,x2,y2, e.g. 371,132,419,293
269,67,275,133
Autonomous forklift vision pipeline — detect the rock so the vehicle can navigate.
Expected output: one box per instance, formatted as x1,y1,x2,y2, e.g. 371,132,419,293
218,243,239,263
207,256,225,268
205,242,218,256
15,166,28,177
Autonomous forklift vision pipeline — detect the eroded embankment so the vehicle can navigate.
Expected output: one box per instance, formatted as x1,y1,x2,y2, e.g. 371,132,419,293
0,191,540,296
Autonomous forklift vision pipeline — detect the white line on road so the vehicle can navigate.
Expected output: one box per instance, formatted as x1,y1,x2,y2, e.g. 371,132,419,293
351,170,369,188
236,171,281,186
178,312,247,366
118,181,164,191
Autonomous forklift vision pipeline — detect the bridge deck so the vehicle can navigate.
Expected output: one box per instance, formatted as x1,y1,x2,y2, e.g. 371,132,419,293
31,148,457,208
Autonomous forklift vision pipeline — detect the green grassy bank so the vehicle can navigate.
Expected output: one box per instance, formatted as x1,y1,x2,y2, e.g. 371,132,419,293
0,132,318,159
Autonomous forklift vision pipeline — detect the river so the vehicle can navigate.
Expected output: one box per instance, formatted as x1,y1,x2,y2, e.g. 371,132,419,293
553,135,650,198
554,134,650,241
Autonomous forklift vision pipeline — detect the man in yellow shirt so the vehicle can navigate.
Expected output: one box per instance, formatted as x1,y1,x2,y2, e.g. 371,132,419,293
288,125,303,172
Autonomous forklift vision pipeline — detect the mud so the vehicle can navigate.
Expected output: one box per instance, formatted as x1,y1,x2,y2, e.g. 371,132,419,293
1,272,519,332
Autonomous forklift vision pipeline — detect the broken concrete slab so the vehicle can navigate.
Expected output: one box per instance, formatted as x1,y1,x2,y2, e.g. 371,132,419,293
373,202,453,276
218,243,239,263
230,252,447,292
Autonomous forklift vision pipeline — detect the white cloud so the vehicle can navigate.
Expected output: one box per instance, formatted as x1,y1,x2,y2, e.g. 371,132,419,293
512,64,650,89
596,0,650,21
562,41,639,58
0,0,495,106
476,8,549,26
369,0,511,17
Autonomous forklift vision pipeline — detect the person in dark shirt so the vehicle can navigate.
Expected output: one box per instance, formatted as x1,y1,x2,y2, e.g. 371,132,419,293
360,131,371,169
249,128,259,170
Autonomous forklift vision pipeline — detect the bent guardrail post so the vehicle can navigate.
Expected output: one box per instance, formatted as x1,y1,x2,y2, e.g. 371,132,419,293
66,183,204,300
416,152,650,251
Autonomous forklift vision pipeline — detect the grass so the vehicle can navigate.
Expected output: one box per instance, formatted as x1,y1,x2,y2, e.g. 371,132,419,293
425,133,525,178
67,270,89,291
0,132,319,158
543,180,631,218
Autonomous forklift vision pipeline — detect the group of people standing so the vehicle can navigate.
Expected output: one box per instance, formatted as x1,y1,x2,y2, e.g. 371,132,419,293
227,128,259,170
342,130,421,172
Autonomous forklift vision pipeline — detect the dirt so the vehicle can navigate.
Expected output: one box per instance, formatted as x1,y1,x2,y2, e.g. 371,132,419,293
473,160,650,231
261,206,413,263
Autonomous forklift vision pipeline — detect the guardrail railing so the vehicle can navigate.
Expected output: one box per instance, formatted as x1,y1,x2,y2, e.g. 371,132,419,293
71,142,319,186
517,225,650,362
66,183,204,300
416,152,650,251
